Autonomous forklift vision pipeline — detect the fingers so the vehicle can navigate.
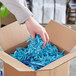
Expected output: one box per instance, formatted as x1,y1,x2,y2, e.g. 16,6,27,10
40,32,46,47
44,31,49,43
40,29,49,47
31,28,49,47
31,32,35,39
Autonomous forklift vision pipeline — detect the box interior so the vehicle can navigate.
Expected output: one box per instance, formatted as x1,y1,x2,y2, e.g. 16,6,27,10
0,20,76,71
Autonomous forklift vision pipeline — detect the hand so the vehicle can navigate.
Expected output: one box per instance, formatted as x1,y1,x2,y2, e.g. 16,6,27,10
25,17,49,46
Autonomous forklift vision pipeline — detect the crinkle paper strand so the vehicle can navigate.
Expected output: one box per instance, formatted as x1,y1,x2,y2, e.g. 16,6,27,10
10,35,65,71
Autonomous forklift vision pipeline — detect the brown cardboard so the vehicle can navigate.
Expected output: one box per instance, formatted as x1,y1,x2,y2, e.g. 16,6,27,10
45,20,76,53
39,52,76,70
0,13,16,27
0,20,76,76
4,62,69,76
0,21,30,51
0,51,34,71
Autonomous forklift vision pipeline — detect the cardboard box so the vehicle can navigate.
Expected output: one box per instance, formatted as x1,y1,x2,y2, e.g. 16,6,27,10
0,13,16,28
65,24,76,31
0,20,76,76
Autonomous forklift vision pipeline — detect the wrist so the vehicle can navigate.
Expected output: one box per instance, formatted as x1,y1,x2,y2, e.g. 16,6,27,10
25,16,39,27
25,16,33,25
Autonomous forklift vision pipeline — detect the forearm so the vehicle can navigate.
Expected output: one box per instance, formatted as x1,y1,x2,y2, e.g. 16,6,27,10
0,0,33,24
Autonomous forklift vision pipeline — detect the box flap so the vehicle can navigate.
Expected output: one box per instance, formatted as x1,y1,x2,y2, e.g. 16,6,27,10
0,21,30,51
39,52,76,71
0,51,34,71
45,20,76,52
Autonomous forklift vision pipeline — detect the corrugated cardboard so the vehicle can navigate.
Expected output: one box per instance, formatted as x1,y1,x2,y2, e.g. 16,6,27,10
0,20,76,76
0,13,16,27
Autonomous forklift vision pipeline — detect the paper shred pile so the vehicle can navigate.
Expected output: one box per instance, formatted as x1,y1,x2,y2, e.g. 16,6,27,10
10,34,65,71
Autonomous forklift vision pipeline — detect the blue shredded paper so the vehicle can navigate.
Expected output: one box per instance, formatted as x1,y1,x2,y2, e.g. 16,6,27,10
10,34,65,71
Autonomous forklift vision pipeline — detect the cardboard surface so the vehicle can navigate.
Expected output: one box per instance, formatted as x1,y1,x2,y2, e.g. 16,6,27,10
0,13,16,27
0,51,34,71
36,62,69,76
45,20,76,53
39,52,76,70
0,21,30,51
4,63,36,76
0,20,76,75
4,62,69,76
